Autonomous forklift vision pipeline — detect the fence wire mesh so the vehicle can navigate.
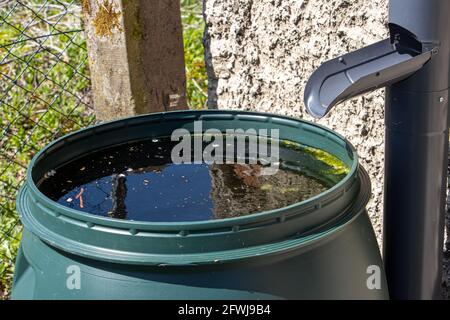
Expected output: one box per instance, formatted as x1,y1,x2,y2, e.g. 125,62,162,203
0,0,94,298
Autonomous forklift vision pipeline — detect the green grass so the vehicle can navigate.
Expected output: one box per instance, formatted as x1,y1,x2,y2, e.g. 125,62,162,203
0,0,95,298
0,0,207,298
182,0,208,108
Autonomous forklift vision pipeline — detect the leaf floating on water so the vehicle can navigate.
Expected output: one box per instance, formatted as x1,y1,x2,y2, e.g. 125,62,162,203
66,197,73,203
280,187,300,194
233,164,262,188
260,184,273,191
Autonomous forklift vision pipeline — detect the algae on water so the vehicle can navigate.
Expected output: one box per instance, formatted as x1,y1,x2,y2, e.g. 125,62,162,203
281,140,349,176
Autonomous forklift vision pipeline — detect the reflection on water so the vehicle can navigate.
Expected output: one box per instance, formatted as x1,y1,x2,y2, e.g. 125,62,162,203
38,136,348,222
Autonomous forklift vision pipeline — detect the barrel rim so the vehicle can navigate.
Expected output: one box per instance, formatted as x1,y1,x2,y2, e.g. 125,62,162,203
17,110,367,263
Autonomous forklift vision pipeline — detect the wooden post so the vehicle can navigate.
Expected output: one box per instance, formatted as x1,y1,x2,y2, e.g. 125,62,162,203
82,0,188,121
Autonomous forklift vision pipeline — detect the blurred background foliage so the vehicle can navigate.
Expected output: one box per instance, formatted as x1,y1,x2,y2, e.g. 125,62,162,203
0,0,207,298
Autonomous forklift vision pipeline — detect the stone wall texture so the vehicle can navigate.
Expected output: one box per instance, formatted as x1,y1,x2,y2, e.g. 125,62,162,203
203,0,450,297
203,0,388,243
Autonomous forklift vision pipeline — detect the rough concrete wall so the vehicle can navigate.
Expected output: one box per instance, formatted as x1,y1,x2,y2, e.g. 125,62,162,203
203,0,388,244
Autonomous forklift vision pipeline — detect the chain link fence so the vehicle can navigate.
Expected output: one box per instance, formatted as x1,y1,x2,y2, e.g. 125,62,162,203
0,0,94,298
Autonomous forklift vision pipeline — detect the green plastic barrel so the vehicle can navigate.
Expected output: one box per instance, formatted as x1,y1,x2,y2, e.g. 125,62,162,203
12,110,388,299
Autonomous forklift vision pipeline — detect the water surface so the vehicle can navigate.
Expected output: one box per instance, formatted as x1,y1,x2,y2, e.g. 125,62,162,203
38,136,348,222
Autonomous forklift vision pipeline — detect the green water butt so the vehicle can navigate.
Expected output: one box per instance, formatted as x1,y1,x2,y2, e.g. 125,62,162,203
12,110,388,299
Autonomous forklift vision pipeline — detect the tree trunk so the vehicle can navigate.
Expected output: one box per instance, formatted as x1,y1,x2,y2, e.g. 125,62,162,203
83,0,188,121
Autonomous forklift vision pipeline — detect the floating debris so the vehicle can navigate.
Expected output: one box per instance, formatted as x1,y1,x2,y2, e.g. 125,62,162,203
75,187,85,209
280,187,300,194
260,184,273,191
44,170,57,178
